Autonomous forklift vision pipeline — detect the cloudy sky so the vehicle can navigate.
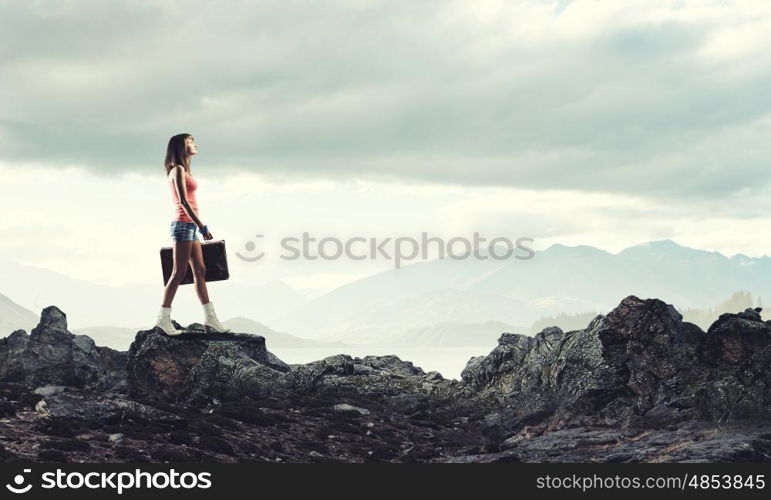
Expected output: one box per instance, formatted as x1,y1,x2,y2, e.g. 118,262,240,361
2,0,771,294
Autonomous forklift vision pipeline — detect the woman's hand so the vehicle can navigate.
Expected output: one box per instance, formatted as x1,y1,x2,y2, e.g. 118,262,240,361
197,223,213,240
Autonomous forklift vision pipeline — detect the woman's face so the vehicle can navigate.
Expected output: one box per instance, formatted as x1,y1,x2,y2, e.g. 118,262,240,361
185,136,197,157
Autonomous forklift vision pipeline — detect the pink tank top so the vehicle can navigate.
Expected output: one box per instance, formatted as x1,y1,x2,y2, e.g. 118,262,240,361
168,169,199,222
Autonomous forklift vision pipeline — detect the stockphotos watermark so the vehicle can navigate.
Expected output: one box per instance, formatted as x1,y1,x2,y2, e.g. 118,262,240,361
236,232,535,268
4,467,212,495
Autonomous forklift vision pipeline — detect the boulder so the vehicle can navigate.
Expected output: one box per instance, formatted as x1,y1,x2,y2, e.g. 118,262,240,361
126,331,460,410
0,306,125,391
462,296,771,429
126,328,291,403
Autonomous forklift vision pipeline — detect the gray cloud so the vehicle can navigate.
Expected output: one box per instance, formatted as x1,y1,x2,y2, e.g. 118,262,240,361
1,0,771,199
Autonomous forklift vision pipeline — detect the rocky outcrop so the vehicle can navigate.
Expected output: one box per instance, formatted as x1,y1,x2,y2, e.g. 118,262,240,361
1,296,771,463
127,329,461,413
461,296,771,430
127,329,291,403
0,306,126,391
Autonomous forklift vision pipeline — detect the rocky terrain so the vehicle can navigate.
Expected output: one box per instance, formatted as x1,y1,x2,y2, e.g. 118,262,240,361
1,295,770,463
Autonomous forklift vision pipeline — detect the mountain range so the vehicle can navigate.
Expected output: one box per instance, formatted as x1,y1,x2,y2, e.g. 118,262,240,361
0,258,304,330
0,291,339,352
266,239,771,341
2,239,769,347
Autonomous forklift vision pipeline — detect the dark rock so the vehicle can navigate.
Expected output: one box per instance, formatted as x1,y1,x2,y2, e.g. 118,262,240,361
356,355,425,377
197,435,235,456
463,295,771,431
461,331,540,391
285,354,457,408
0,307,125,391
36,389,184,425
41,438,91,452
458,422,771,463
115,446,150,462
4,298,771,463
0,400,15,417
37,449,68,462
444,450,521,463
151,447,201,463
96,347,129,393
353,363,375,375
34,416,100,438
127,329,291,403
169,430,192,445
0,444,20,463
290,354,354,380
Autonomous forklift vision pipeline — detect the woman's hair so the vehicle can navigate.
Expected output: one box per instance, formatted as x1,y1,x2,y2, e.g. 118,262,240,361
164,133,193,175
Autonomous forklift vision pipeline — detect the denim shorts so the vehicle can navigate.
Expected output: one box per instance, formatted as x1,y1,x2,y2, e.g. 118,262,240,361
170,221,199,242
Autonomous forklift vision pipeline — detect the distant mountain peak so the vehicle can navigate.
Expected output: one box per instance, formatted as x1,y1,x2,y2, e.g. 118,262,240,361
638,238,681,248
618,238,703,256
542,243,612,257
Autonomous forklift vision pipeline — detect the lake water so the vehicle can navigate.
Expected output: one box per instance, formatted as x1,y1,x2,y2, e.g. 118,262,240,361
268,345,494,381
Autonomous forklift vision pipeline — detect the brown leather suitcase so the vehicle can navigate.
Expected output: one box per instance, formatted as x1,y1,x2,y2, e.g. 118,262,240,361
160,240,230,285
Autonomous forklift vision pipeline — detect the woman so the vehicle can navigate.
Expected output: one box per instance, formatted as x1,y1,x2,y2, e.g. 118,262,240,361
154,133,231,335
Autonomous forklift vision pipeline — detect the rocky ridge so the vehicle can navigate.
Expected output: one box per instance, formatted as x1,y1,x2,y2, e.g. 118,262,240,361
0,295,770,463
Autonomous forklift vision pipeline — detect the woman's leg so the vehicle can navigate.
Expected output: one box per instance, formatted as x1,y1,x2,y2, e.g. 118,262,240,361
161,240,195,307
190,240,210,305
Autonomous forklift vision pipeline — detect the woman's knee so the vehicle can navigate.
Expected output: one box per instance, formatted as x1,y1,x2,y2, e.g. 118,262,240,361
169,268,188,283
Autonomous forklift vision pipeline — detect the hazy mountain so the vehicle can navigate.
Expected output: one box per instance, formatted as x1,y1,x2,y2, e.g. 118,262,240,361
373,320,525,347
0,259,305,329
268,252,509,335
615,240,771,306
273,286,540,343
525,295,603,316
5,239,771,347
680,291,758,331
270,239,771,342
367,288,536,329
0,292,38,335
464,243,640,305
221,316,346,348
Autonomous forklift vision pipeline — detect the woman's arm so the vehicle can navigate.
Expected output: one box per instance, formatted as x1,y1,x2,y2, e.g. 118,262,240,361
171,165,205,229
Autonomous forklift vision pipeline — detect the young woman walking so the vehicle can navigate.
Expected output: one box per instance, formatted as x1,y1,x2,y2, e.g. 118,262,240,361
154,133,230,335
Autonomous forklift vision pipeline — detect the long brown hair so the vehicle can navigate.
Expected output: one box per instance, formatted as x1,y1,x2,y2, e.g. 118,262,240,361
164,133,193,175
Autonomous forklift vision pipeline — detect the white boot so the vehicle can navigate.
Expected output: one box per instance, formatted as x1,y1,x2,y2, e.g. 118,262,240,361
155,306,183,336
203,301,231,333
